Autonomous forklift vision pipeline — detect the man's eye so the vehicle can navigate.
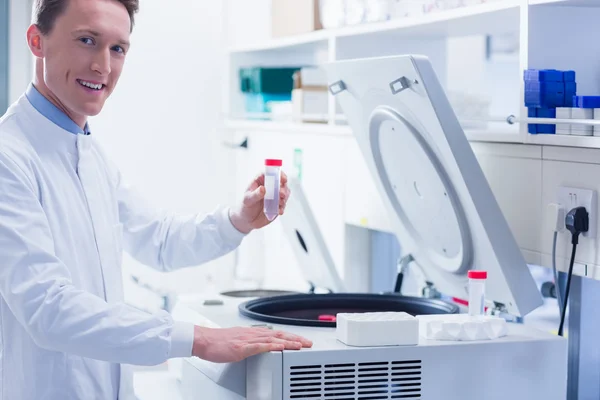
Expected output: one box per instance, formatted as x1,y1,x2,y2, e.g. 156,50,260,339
80,37,94,45
112,45,124,54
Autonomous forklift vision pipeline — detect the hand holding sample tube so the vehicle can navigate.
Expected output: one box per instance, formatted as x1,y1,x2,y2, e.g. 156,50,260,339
229,159,289,234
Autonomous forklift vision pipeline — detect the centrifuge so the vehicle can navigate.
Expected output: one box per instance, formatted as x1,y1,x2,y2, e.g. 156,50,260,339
173,54,567,400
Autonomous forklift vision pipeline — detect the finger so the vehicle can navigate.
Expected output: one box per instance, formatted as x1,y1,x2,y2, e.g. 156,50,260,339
243,343,284,358
253,173,265,187
244,186,265,206
279,185,290,200
272,331,313,347
280,171,288,185
247,179,259,192
279,194,289,214
279,200,287,215
246,337,302,350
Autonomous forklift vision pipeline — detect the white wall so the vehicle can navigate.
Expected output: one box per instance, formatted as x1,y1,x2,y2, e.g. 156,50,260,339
89,0,238,308
224,0,271,49
8,0,33,103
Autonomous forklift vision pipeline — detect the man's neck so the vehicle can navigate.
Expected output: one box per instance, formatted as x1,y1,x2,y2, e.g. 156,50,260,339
32,77,87,130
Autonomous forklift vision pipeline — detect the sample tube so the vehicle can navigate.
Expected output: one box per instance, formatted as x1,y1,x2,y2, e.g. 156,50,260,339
264,159,282,221
467,270,487,317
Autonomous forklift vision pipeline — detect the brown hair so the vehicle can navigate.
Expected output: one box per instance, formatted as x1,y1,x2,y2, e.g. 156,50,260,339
32,0,139,35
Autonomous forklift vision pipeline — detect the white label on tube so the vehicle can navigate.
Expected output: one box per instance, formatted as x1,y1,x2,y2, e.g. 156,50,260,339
264,176,275,200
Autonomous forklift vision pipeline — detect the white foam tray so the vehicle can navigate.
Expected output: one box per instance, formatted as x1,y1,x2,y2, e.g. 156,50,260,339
336,312,419,347
416,314,508,341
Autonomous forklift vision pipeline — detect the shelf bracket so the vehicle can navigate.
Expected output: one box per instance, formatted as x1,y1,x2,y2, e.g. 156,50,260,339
329,80,347,96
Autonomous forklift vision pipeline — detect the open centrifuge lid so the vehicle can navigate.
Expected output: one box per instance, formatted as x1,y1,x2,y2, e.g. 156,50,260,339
324,55,542,316
279,177,346,293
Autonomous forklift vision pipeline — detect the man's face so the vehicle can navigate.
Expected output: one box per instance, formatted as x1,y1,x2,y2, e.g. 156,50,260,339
38,0,131,118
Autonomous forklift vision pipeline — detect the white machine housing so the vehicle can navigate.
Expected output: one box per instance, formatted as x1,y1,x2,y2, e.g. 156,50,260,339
174,55,566,400
178,297,566,400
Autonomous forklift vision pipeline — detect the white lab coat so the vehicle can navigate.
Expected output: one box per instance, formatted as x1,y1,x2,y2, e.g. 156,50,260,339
0,95,246,400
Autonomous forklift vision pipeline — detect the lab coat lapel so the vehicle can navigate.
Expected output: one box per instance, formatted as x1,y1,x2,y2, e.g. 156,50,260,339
76,135,124,304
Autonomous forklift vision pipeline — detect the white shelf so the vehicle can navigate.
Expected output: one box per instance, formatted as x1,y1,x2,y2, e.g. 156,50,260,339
228,1,520,54
334,1,520,40
224,119,353,137
228,30,330,54
224,119,530,144
465,129,523,143
527,134,600,148
530,0,600,6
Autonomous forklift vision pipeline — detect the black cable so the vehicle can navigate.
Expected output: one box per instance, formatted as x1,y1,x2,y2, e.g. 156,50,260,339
558,242,577,337
558,206,588,337
394,272,404,293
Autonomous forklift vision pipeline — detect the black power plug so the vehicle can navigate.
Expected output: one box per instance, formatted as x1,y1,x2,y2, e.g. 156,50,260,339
565,206,589,245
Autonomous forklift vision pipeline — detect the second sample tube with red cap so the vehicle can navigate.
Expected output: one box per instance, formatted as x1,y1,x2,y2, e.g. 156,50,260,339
468,270,487,317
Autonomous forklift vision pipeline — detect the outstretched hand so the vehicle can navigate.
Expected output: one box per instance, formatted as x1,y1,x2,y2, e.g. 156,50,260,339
192,325,312,363
229,171,291,234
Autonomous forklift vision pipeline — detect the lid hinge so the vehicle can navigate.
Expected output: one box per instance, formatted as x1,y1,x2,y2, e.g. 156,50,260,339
422,281,442,300
394,254,440,299
307,282,334,294
488,301,522,323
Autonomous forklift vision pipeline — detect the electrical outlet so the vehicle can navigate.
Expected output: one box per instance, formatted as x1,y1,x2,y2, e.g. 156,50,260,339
557,186,597,239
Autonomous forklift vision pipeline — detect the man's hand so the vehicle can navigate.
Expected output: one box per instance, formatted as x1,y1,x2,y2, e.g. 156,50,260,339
229,171,291,234
192,326,312,363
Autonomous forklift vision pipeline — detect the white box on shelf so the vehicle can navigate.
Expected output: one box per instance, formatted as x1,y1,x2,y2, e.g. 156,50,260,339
556,107,571,135
594,108,600,137
336,312,419,347
271,0,322,38
571,108,593,136
292,88,329,122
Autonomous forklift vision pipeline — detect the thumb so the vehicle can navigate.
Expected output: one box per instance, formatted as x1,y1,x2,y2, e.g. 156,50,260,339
244,186,265,206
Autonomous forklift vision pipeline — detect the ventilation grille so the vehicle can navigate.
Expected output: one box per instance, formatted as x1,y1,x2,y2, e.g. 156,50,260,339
287,360,422,399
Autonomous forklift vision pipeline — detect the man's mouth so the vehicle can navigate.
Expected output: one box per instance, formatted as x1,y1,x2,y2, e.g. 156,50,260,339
77,79,105,91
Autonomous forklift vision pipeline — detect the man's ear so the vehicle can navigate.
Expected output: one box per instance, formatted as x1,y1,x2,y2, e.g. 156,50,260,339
27,25,44,58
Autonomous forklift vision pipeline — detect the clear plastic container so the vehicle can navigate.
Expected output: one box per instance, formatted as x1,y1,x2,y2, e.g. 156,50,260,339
319,0,345,29
467,270,487,317
264,159,282,221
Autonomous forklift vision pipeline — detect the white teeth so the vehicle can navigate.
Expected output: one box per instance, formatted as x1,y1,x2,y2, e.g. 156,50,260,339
79,80,103,90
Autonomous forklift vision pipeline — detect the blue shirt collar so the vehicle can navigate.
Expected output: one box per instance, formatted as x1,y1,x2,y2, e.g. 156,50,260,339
25,83,91,135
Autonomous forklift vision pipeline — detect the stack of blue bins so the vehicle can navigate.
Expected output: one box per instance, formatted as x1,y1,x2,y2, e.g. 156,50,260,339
524,69,576,134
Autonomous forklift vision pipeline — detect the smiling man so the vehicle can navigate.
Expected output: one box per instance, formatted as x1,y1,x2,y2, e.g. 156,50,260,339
0,1,311,399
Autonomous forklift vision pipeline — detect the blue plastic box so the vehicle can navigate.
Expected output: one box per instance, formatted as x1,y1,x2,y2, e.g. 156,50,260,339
563,70,576,82
525,81,565,107
528,107,556,134
573,96,600,108
244,93,292,116
524,69,563,82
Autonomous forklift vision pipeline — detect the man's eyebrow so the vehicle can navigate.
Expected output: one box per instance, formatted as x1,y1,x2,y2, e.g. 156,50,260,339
73,29,130,46
73,28,101,37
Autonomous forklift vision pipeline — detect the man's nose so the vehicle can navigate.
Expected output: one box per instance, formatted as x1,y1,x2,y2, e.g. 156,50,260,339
91,48,111,76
